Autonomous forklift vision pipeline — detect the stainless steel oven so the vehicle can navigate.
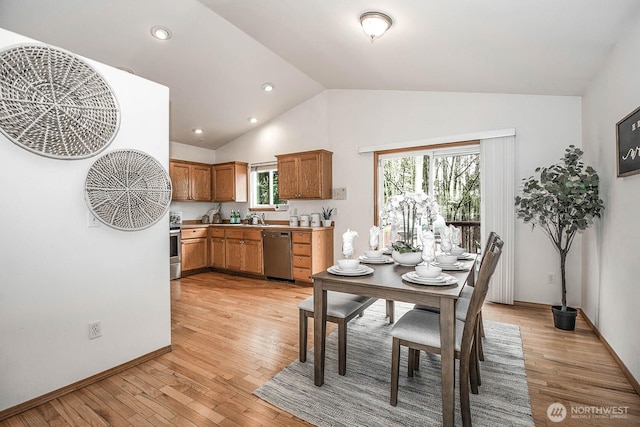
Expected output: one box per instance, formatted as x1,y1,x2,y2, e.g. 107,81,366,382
170,229,181,280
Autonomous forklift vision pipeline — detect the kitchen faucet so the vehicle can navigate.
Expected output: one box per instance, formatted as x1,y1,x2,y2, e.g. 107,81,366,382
260,213,266,225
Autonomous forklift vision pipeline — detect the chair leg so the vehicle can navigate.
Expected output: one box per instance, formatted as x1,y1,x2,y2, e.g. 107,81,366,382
414,349,420,371
338,319,347,376
470,342,479,395
390,338,400,406
408,348,415,377
386,300,395,323
460,350,472,427
477,312,485,361
299,310,307,363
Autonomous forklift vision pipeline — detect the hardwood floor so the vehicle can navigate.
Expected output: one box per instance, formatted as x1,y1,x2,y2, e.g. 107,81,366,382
2,271,639,426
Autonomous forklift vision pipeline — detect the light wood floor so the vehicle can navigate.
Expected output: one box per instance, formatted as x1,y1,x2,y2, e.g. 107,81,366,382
2,271,639,426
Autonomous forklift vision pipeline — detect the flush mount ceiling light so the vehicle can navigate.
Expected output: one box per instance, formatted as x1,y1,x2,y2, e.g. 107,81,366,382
192,128,203,134
360,11,393,42
248,117,258,124
150,25,172,40
261,82,275,92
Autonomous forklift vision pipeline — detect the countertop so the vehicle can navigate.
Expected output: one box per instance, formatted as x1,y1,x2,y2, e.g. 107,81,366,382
179,223,333,231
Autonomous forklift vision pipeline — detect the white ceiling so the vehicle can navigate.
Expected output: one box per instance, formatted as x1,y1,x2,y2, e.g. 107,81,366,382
1,0,640,150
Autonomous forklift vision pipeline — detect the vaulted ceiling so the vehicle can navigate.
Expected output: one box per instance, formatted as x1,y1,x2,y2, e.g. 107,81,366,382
1,0,640,150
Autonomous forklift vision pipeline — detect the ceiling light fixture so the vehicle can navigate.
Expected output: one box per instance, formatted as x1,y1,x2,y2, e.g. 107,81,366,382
261,82,275,92
248,117,258,124
360,12,393,42
150,25,172,41
193,128,203,134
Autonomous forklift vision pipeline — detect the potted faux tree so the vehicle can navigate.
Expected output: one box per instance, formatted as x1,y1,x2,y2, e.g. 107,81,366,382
515,145,604,330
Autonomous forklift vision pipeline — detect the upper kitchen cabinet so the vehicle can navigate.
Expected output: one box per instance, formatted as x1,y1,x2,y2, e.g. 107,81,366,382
169,160,212,201
276,149,332,200
212,161,248,202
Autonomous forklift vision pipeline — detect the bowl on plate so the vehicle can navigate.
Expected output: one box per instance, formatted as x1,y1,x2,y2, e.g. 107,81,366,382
415,265,442,278
364,250,383,259
449,247,465,256
337,258,360,270
436,254,458,265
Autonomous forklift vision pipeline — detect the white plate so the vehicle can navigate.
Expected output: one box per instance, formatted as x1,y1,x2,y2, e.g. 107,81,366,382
431,261,468,271
327,265,375,276
432,261,462,268
358,255,394,264
409,272,446,282
402,272,458,286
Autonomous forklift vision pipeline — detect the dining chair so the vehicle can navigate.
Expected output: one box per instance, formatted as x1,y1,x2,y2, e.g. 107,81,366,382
414,231,498,367
390,235,503,427
298,292,377,375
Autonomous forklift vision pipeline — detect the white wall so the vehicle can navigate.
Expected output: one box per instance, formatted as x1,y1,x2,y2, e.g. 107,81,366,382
0,29,171,410
218,88,583,307
582,16,640,383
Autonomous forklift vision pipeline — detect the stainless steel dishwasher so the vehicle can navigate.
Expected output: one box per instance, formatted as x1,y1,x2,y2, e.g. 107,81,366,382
262,230,293,280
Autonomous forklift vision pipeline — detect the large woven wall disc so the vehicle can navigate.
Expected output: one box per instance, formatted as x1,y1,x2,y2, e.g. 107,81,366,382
85,150,172,231
0,44,120,159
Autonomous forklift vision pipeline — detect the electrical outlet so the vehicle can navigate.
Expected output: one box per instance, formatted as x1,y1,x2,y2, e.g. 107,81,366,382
88,321,102,339
547,272,556,285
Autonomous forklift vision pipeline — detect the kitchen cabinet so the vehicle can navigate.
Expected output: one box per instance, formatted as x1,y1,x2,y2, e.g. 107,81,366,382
181,227,209,273
169,160,211,201
292,228,333,283
212,161,248,202
209,227,226,269
225,228,263,275
276,149,332,200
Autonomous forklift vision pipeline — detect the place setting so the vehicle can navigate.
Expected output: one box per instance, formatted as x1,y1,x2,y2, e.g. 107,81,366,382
359,228,394,264
400,230,458,286
328,229,375,276
401,265,458,286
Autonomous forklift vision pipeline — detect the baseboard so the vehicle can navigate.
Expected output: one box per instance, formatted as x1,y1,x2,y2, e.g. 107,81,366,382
0,345,172,422
513,300,554,310
579,311,640,396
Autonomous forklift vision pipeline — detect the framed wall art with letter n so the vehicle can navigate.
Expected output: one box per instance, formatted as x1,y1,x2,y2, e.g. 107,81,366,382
616,105,640,177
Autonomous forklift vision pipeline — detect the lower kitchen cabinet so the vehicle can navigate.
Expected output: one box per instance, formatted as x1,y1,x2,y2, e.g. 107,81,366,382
181,227,209,272
224,228,263,275
209,227,226,269
292,228,333,283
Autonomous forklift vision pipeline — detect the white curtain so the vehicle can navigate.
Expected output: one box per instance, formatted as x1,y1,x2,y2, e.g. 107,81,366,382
480,135,515,304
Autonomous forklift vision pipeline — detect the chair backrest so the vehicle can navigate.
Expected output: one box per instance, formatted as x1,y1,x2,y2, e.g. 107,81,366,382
460,234,503,346
466,231,497,287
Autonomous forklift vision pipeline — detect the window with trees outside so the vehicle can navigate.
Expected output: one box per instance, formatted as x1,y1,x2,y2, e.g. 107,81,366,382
376,142,481,250
250,163,286,208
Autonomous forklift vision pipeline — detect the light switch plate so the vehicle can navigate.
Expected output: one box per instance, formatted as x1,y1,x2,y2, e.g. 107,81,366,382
332,187,347,200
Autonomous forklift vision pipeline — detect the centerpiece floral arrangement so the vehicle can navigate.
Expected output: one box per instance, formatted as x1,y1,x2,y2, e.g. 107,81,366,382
382,191,440,253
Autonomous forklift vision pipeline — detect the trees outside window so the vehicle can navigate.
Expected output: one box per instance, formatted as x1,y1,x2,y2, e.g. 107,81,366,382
380,146,480,223
251,164,284,208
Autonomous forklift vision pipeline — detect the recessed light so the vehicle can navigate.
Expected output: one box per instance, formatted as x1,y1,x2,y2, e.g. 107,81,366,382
261,82,275,92
193,128,203,134
248,117,258,124
150,25,172,40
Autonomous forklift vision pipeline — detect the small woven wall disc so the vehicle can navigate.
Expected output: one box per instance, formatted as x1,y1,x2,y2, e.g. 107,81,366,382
85,150,172,231
0,44,120,159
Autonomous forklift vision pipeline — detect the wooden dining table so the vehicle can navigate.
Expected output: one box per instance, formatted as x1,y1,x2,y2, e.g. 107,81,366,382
311,259,475,427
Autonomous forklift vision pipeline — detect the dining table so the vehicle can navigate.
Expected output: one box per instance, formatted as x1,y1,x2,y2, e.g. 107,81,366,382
311,258,476,427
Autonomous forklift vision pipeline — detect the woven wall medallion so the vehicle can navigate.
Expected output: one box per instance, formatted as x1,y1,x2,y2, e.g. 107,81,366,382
85,150,172,231
0,44,120,159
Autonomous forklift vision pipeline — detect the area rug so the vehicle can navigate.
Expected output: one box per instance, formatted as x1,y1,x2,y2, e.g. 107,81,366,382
254,300,534,427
